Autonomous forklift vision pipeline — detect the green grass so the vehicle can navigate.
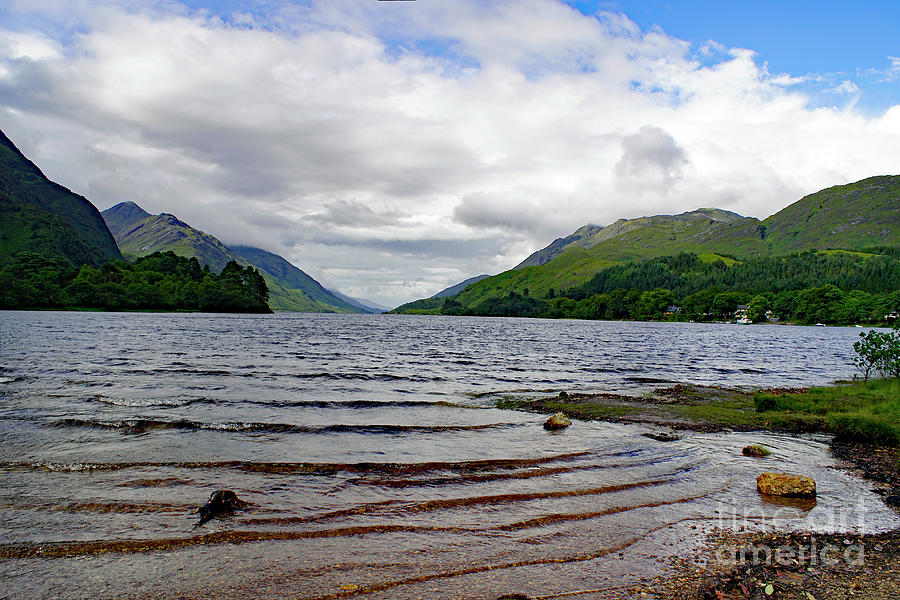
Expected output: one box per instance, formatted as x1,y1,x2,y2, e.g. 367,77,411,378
753,379,900,445
698,253,738,266
817,249,876,258
496,380,899,443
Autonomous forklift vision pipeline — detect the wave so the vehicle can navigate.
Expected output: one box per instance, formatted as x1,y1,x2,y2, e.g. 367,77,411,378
92,395,207,408
1,451,592,474
89,395,474,410
288,372,447,383
0,500,194,514
50,417,523,435
223,478,677,526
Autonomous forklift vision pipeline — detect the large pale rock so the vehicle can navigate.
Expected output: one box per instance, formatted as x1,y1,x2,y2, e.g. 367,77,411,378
756,472,816,497
543,412,571,430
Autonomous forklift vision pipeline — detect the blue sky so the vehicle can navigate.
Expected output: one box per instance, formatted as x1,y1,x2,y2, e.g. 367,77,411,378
0,0,898,305
573,0,900,112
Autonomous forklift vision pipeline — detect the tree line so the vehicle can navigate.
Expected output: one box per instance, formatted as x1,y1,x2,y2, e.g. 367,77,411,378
0,251,270,313
438,249,900,325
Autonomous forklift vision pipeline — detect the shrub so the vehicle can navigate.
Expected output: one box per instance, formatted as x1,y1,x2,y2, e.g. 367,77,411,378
754,394,782,412
853,328,900,381
828,413,900,446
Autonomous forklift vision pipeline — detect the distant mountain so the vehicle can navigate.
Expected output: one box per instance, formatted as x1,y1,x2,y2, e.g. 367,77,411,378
325,288,388,313
432,274,491,298
0,129,121,266
514,225,602,269
99,200,150,238
113,210,236,273
101,202,367,313
230,245,372,313
394,175,900,313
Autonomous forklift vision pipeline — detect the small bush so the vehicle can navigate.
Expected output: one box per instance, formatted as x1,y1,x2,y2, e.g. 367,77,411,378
754,394,782,412
828,413,900,446
853,328,900,381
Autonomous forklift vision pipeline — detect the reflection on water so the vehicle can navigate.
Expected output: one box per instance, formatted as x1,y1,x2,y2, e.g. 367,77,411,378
0,312,896,599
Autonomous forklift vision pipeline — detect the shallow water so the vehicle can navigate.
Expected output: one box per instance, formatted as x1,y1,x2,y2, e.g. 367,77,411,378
0,312,896,599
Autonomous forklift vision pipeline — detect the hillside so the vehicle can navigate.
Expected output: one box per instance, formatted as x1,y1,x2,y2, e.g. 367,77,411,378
395,176,899,313
230,246,375,313
433,274,491,298
100,200,151,238
115,212,236,273
0,129,121,266
101,203,366,313
449,210,768,305
762,175,900,253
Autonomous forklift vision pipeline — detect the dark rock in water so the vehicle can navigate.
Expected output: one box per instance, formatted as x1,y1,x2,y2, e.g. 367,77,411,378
557,391,568,400
885,495,900,506
643,432,679,442
543,412,571,430
496,595,531,600
742,444,772,457
195,490,249,525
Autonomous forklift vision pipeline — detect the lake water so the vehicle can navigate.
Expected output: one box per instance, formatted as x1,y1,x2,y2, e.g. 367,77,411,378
1,312,897,599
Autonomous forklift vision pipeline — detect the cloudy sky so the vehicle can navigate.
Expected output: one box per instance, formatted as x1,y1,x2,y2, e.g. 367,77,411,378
1,1,899,307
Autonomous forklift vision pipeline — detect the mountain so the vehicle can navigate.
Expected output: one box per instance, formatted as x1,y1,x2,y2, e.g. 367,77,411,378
432,274,491,298
325,288,388,313
761,175,900,253
394,175,899,313
99,200,150,238
0,129,121,266
514,225,602,269
229,246,373,313
113,211,236,273
101,202,367,313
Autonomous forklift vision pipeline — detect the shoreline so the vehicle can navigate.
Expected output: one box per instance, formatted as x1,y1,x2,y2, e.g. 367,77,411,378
496,382,900,599
498,382,900,502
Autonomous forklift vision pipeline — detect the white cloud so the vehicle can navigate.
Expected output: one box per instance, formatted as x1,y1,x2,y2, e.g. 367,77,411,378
827,79,860,94
0,0,898,307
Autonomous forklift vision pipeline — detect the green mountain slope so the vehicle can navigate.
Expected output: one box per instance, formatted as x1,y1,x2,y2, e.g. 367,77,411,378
101,202,366,313
230,246,370,313
114,212,236,273
451,210,768,305
762,175,900,253
0,129,121,266
433,274,491,298
395,176,899,313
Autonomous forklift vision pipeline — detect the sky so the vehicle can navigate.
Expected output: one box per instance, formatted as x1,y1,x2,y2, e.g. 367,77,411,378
1,1,898,307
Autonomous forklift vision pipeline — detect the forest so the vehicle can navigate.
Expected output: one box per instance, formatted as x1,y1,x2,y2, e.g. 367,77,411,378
0,251,271,313
437,249,900,325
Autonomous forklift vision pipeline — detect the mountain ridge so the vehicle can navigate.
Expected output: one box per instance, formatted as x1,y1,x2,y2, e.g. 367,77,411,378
0,129,121,266
395,175,899,313
101,202,368,313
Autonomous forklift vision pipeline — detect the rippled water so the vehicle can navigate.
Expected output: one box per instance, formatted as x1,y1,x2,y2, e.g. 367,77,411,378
0,312,897,599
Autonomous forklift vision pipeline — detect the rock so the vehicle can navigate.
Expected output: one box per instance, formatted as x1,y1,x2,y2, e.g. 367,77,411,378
643,432,680,442
195,490,249,525
543,412,571,430
884,495,900,506
496,595,531,600
557,391,568,400
756,472,816,497
742,444,771,457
